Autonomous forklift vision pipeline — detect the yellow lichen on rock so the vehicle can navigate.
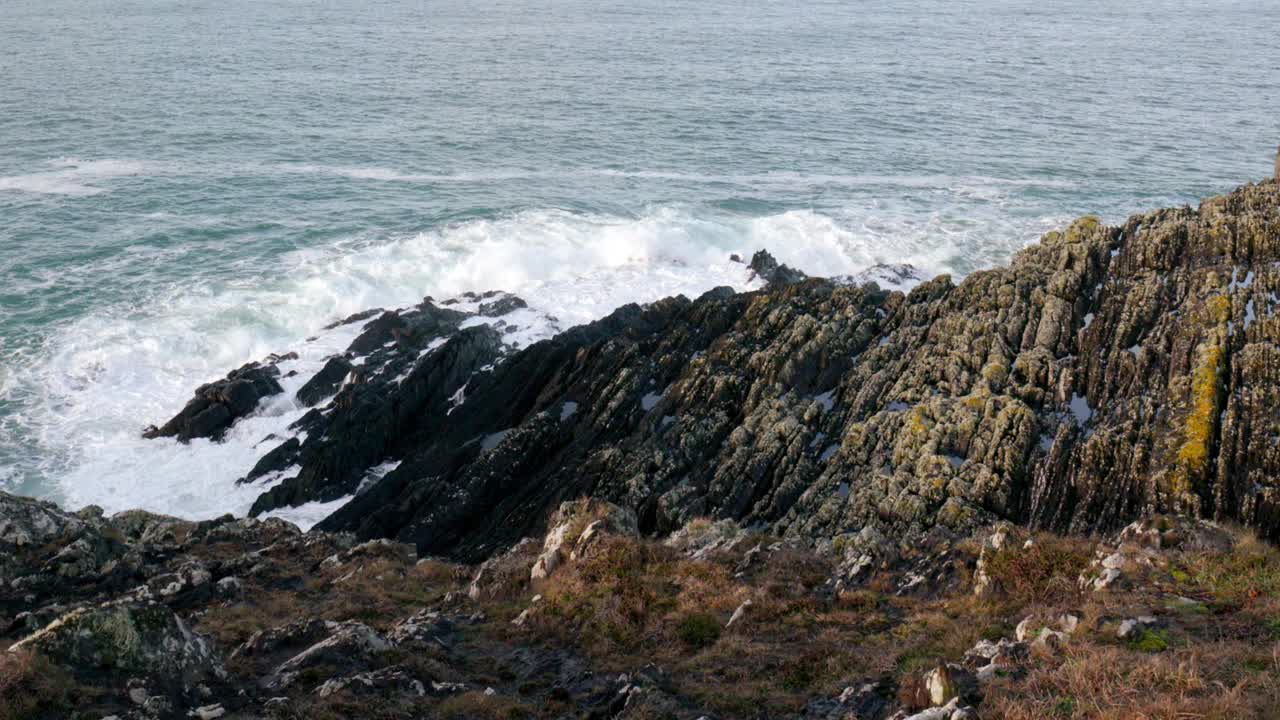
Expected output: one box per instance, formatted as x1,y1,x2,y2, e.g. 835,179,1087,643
1176,342,1223,482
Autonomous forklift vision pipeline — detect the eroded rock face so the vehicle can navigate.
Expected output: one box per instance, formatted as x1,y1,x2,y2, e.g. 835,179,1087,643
137,179,1280,561
296,180,1280,557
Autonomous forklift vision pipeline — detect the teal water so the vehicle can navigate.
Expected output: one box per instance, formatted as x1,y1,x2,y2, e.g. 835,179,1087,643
1,0,1277,517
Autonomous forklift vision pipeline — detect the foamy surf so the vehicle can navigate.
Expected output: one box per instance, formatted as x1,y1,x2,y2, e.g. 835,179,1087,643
0,203,1064,527
0,158,158,197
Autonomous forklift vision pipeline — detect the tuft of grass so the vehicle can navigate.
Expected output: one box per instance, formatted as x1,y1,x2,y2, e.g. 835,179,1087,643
0,649,77,720
985,644,1269,719
982,533,1094,606
1185,532,1280,607
676,612,721,650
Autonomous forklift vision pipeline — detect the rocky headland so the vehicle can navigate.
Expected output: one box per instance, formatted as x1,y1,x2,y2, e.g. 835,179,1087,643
3,176,1280,718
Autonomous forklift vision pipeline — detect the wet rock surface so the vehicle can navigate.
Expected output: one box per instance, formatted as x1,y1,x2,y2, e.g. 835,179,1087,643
141,179,1280,560
143,361,286,442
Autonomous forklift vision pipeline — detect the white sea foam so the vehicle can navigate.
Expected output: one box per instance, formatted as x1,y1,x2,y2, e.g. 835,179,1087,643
0,158,159,196
2,203,1060,522
0,156,1080,197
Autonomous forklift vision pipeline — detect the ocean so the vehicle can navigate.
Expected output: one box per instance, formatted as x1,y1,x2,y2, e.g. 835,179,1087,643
1,0,1277,523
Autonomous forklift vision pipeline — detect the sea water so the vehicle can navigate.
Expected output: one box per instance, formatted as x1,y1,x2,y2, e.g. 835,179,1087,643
1,0,1277,523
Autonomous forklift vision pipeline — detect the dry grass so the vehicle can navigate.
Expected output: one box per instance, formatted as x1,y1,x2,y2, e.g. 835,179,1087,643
1182,531,1280,608
986,642,1280,719
983,532,1095,606
198,555,462,649
0,649,77,720
435,690,533,720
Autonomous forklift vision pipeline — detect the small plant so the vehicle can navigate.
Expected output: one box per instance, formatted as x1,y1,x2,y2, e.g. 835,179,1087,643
1052,695,1076,717
676,612,721,650
1129,628,1169,653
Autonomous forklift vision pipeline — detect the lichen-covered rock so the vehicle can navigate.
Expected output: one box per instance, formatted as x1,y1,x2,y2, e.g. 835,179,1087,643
9,600,222,691
240,180,1280,559
0,493,88,549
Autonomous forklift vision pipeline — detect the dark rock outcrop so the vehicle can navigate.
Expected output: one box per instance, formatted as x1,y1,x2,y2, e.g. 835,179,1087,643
747,249,808,286
294,355,353,407
274,179,1280,558
142,177,1280,562
143,361,285,441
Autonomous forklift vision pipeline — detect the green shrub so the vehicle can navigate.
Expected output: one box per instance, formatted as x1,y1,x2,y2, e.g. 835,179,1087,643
1129,628,1169,653
676,612,721,650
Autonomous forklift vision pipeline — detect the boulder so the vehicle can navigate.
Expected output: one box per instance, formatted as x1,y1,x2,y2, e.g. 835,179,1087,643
9,601,222,691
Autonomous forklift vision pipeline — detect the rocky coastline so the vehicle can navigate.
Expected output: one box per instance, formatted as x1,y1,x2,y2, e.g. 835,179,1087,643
157,174,1280,555
3,175,1280,718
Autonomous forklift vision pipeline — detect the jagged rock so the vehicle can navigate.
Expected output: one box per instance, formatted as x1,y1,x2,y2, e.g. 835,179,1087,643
1114,515,1235,553
214,576,242,599
478,293,528,317
269,621,391,689
893,697,969,720
229,619,333,664
387,610,455,648
1116,615,1160,639
143,560,214,601
1014,613,1078,644
665,518,749,559
109,509,197,546
295,355,353,407
467,537,540,601
156,181,1280,561
841,263,929,292
963,637,1029,683
923,663,976,706
190,704,226,719
319,538,417,569
143,361,284,441
248,323,505,513
1078,515,1231,592
804,681,893,720
0,493,88,549
322,308,384,331
972,524,1022,597
748,249,808,286
315,665,426,698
